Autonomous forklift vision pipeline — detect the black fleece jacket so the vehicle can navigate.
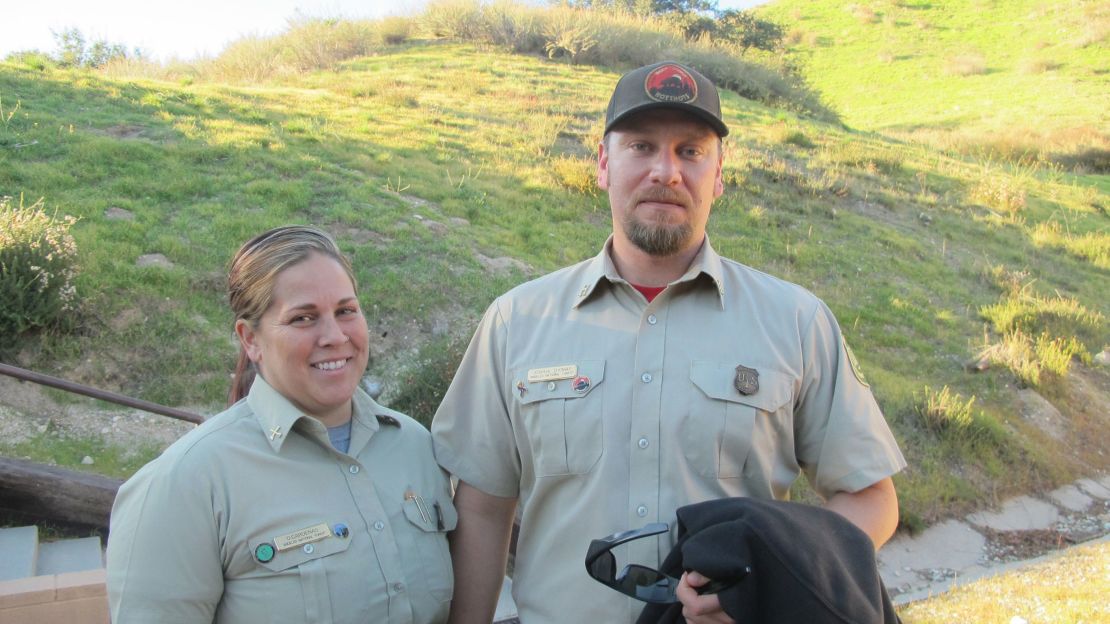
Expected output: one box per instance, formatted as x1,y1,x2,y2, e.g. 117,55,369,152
636,497,900,624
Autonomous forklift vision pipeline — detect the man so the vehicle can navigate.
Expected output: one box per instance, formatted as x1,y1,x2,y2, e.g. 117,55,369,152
432,61,906,624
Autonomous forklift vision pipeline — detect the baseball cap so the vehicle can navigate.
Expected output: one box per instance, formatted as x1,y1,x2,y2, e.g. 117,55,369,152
604,61,729,137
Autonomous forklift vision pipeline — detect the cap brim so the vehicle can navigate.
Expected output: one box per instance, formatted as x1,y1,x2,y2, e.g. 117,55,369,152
605,102,729,138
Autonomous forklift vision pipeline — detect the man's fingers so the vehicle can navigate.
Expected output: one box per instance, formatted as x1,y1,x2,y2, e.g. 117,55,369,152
684,570,710,587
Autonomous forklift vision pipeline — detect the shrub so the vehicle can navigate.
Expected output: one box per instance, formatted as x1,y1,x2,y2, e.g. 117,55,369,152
378,16,413,45
968,172,1026,217
4,50,56,71
769,121,813,148
978,329,1082,388
0,196,80,347
916,385,976,432
387,333,469,426
945,53,986,76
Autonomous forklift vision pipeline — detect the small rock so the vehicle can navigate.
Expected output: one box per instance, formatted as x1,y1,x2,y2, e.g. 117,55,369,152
964,356,990,372
105,207,134,220
1094,349,1109,366
100,427,111,434
137,253,174,269
421,219,447,234
81,456,95,465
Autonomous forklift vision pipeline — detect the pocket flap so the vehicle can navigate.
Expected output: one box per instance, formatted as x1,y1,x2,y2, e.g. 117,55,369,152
248,523,351,572
515,360,605,405
690,362,792,412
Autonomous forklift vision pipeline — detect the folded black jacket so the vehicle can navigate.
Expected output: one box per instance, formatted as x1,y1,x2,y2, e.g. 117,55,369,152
636,498,900,624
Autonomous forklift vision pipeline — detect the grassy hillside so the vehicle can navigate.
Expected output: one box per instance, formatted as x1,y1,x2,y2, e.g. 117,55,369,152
760,0,1109,167
1,2,1107,530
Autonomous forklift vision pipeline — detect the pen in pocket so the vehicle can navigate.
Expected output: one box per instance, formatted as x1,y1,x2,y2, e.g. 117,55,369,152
405,489,431,524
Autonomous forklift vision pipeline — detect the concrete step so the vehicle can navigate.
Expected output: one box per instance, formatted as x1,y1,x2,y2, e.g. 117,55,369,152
0,526,40,582
36,537,104,576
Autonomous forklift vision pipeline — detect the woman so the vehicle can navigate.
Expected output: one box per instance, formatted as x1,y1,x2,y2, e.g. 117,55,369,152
107,226,456,623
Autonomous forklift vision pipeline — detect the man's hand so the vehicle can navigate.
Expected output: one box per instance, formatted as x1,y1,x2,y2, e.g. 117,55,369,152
676,571,735,624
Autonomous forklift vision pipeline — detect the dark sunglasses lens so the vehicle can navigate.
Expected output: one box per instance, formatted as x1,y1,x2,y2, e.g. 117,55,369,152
617,564,678,604
587,551,616,582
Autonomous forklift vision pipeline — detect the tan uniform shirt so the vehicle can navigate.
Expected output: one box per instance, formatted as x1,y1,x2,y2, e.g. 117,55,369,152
431,237,906,624
107,375,456,624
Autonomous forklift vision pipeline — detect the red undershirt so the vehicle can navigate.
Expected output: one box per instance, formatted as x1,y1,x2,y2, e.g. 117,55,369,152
631,283,665,303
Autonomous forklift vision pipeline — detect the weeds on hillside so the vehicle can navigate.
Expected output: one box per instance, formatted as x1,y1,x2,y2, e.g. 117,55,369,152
916,385,977,432
0,196,80,348
416,1,832,118
977,267,1104,387
978,329,1083,388
1031,221,1110,269
551,155,597,194
968,169,1027,219
903,125,1110,173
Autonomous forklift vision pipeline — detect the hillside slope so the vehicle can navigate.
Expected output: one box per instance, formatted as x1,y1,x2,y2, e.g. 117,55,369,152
1,32,1107,527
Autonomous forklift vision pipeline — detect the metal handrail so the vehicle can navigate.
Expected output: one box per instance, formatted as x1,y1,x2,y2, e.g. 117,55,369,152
0,362,204,425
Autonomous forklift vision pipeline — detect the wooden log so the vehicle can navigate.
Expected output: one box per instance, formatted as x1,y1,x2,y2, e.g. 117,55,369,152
0,458,121,529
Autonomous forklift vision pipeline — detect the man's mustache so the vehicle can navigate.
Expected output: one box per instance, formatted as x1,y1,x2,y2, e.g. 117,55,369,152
634,188,691,209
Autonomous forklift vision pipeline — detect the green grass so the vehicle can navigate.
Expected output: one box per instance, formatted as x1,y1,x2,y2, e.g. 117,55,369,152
761,0,1110,168
0,431,163,480
0,1,1107,532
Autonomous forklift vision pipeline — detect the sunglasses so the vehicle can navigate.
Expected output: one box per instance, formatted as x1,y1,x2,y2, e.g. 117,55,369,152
585,523,748,604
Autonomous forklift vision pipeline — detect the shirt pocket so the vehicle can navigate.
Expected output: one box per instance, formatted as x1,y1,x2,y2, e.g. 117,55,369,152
401,494,458,603
687,362,793,479
247,525,352,624
515,360,606,477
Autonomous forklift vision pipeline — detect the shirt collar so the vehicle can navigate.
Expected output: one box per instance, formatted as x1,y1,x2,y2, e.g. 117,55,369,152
247,375,388,453
572,235,726,309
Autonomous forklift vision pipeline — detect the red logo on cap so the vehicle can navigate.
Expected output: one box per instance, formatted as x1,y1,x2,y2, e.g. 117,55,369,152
644,64,698,104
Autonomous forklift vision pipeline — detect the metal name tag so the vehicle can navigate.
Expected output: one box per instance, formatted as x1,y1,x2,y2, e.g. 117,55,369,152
274,523,331,552
527,365,578,383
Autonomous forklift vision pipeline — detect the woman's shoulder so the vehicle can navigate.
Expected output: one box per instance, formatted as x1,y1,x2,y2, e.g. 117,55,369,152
142,400,261,472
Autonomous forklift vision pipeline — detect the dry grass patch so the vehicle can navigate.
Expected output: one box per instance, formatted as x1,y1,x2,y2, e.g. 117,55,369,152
899,539,1110,623
1019,57,1061,74
944,52,987,76
847,4,880,24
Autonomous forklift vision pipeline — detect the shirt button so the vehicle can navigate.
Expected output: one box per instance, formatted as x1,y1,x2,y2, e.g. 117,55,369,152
373,521,385,531
641,373,652,384
547,381,556,391
647,314,658,325
638,437,649,449
302,543,314,554
636,505,648,517
393,582,405,593
349,465,360,474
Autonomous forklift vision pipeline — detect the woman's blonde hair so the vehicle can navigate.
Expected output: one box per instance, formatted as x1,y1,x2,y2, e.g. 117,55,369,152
226,225,357,404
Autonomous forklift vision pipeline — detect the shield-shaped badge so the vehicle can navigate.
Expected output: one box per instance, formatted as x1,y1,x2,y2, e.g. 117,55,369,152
734,365,759,396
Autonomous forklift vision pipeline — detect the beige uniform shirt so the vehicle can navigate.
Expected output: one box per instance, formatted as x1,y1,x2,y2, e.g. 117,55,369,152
107,376,456,624
432,237,906,624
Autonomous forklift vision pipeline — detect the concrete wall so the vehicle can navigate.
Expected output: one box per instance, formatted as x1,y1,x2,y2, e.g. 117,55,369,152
0,568,108,624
